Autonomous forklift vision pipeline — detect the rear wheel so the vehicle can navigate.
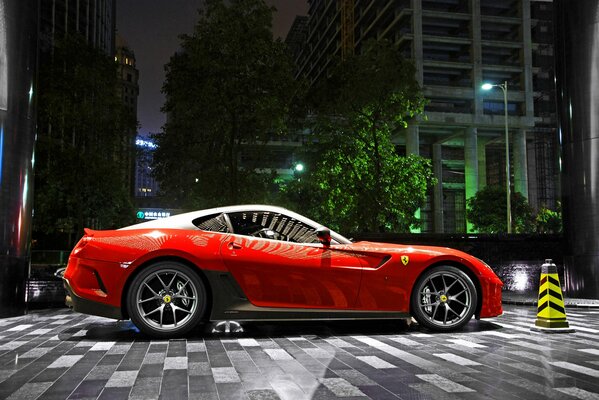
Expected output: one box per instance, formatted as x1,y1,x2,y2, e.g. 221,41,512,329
127,261,206,338
410,266,477,332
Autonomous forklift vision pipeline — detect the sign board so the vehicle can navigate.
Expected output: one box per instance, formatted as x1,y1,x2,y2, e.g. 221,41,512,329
136,208,174,220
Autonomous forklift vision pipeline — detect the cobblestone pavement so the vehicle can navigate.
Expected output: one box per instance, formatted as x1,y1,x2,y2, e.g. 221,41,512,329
1,305,599,400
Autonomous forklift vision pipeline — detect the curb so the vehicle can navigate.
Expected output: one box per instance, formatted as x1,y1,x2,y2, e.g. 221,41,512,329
503,299,599,309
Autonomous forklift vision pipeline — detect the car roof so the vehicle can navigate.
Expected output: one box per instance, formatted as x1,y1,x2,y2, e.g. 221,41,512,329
119,204,350,244
120,205,291,230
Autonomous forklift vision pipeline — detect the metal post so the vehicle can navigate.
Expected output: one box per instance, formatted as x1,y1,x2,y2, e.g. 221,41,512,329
502,81,512,234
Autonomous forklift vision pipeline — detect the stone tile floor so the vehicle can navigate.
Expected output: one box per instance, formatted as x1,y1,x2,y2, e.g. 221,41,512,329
502,293,599,307
1,305,599,399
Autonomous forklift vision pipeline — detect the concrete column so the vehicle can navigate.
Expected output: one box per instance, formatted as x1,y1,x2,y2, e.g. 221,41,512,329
433,144,444,233
513,130,529,199
0,0,38,317
522,0,534,118
411,0,423,85
470,0,483,115
406,125,419,156
477,137,487,189
464,128,478,232
555,0,599,298
406,125,421,232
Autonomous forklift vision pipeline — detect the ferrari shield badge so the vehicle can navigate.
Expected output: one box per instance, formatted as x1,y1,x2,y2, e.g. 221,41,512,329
401,255,410,266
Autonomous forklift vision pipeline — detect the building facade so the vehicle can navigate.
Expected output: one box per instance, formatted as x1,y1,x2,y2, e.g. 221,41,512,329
287,0,558,233
39,0,116,55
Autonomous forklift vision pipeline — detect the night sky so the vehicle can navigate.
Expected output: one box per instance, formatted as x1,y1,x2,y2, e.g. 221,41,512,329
116,1,309,137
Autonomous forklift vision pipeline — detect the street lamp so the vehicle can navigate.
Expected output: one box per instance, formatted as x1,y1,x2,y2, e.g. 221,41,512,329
482,80,511,233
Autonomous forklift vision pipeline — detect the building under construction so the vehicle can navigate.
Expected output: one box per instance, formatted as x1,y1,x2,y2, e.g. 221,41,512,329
285,0,558,233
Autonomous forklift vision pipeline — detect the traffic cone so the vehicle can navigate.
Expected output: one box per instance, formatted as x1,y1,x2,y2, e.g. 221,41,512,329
530,259,575,333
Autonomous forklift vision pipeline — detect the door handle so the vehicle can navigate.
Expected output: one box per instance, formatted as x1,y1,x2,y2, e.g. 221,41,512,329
228,242,242,250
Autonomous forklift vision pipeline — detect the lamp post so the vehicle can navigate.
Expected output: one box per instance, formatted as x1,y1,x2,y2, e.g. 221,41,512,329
482,81,511,233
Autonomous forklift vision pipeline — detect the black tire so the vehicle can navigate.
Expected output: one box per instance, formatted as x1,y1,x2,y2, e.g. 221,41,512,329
127,261,207,338
410,265,477,332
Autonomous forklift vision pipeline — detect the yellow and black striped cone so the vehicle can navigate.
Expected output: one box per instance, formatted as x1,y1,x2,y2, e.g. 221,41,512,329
530,259,575,333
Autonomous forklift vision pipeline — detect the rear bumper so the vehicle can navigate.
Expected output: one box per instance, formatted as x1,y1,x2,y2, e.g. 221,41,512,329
63,278,123,320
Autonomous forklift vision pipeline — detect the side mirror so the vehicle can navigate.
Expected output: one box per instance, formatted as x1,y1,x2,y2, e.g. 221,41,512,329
316,227,331,246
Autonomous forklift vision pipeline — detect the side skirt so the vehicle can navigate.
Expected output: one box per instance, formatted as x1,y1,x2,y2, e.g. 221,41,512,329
202,270,410,321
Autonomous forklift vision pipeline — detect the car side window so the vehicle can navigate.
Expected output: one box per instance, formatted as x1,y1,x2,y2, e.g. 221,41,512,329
227,211,319,243
192,213,230,233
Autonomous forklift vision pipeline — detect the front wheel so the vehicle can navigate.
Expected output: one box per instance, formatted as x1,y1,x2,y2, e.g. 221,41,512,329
127,261,206,338
410,266,477,332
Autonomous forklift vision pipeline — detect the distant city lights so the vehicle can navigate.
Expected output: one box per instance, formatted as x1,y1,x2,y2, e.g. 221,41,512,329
136,138,157,149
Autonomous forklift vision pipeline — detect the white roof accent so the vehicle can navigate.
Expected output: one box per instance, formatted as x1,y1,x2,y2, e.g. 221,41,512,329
119,204,350,243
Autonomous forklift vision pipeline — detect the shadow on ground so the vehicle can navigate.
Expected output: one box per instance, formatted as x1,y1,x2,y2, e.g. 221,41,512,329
64,317,504,342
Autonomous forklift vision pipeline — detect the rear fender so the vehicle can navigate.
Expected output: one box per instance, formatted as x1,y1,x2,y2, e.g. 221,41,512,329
120,252,216,320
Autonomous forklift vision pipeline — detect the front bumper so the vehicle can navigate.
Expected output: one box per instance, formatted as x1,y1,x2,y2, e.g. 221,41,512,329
63,278,123,320
479,276,503,318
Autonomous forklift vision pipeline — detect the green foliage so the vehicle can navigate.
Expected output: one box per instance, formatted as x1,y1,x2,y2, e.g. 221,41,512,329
154,0,298,208
535,203,562,234
280,40,434,233
466,186,534,233
35,35,137,247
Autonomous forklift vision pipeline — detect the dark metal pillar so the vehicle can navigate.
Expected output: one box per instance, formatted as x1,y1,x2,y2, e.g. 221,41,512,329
555,0,599,298
0,0,38,316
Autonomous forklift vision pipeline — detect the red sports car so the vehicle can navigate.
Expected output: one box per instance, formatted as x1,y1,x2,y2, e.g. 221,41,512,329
63,205,503,337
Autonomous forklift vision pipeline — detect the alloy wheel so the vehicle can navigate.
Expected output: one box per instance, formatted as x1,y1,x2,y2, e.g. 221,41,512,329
135,268,199,332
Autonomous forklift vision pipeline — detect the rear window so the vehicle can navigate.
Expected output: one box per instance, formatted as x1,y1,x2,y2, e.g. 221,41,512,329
192,213,230,233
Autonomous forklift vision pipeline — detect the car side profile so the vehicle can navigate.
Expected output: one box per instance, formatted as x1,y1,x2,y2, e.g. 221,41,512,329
62,205,503,337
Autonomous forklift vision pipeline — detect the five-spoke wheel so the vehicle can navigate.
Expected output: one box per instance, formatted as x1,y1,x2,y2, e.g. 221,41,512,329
411,266,477,331
127,262,206,337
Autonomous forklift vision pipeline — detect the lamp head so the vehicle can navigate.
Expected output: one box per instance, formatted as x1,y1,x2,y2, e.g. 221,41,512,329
481,83,494,91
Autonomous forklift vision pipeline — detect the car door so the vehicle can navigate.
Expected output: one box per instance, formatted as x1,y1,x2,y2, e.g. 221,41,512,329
219,210,363,309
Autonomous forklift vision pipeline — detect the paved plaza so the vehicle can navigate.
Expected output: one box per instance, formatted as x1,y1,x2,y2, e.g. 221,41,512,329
1,304,599,399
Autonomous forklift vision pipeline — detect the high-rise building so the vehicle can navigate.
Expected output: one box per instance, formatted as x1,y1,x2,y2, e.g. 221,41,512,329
38,1,138,198
287,0,558,233
135,137,160,198
116,35,138,114
116,35,140,196
39,0,116,55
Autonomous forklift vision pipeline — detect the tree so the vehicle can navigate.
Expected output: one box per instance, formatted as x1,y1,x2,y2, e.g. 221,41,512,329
35,35,137,248
466,186,534,233
535,202,562,234
285,39,434,233
154,0,297,208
